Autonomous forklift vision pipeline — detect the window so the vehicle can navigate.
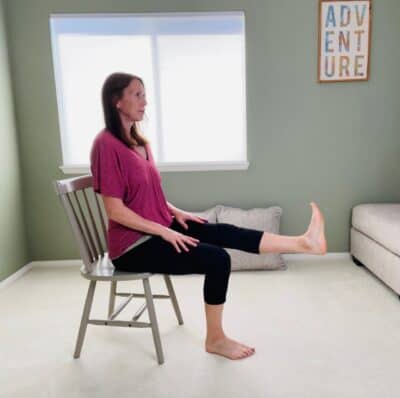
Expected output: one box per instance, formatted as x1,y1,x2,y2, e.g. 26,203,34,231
50,12,247,172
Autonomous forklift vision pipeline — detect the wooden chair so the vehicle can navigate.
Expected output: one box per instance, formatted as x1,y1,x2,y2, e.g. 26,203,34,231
53,175,184,364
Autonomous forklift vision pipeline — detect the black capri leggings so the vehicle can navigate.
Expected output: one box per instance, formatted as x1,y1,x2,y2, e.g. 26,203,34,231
112,219,264,305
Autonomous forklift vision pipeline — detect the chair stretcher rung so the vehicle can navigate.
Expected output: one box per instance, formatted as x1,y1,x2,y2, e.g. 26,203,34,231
88,319,151,328
109,293,135,320
132,302,147,321
116,293,170,299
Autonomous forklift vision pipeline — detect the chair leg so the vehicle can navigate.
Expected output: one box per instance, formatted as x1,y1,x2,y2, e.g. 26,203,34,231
142,278,164,365
108,281,117,318
74,280,96,359
164,275,184,325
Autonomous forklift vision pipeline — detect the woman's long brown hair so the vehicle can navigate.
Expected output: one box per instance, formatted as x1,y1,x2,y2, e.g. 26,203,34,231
101,72,148,147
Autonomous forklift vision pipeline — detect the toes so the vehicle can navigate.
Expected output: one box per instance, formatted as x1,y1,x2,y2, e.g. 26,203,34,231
237,341,255,353
242,349,254,358
233,349,244,360
243,349,252,357
236,350,246,359
238,347,254,359
243,346,255,353
208,338,255,360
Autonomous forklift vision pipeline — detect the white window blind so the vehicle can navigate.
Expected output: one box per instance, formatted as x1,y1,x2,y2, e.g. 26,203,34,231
50,12,247,172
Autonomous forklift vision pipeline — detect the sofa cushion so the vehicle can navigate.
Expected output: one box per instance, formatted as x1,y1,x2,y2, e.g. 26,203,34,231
215,205,287,271
352,204,400,256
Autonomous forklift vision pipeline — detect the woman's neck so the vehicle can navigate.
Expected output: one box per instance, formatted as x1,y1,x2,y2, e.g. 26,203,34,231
119,114,136,144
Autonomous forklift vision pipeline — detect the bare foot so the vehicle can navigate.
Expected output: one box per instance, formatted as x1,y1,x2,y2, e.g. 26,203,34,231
205,336,255,360
303,202,327,254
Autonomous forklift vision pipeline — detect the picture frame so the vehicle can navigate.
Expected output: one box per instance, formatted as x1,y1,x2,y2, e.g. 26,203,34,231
318,0,372,83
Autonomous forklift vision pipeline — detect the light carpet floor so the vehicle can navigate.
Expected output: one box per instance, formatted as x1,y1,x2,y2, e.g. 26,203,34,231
1,255,400,398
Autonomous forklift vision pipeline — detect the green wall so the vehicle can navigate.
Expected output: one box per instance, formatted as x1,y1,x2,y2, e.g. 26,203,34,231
0,0,29,280
2,0,400,264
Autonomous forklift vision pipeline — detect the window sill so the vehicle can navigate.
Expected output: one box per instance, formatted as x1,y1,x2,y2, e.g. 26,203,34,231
60,161,249,175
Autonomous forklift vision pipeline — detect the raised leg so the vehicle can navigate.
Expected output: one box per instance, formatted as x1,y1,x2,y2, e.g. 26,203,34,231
74,280,96,358
164,275,184,325
183,202,327,255
143,278,164,365
259,202,327,254
108,280,117,318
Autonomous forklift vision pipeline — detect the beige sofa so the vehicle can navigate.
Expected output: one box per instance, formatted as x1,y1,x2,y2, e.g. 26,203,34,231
350,204,400,297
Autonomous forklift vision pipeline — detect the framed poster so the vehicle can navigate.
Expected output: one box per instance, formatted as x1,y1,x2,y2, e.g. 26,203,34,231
318,0,372,82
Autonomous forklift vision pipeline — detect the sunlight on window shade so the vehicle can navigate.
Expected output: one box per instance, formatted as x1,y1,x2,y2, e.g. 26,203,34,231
57,35,158,165
158,34,245,162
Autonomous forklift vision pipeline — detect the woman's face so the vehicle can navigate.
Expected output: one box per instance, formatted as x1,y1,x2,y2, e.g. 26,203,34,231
116,79,147,122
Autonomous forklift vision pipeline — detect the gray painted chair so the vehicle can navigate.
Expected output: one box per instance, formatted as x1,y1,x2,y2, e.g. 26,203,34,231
53,175,184,365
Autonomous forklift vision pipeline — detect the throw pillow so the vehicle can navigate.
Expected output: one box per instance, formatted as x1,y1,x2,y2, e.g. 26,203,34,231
215,205,287,271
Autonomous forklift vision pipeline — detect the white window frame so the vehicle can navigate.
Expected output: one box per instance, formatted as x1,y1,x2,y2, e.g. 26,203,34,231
50,12,249,173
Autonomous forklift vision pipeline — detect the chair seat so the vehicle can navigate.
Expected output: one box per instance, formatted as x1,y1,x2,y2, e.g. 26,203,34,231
80,255,152,281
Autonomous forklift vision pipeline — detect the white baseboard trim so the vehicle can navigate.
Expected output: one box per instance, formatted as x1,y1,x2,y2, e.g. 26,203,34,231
30,259,82,267
1,253,352,291
0,262,34,291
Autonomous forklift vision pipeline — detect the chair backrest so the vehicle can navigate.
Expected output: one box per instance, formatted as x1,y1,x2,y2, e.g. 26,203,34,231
53,175,109,272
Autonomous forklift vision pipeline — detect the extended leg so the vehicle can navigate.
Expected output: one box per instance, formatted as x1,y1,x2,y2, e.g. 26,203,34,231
259,202,327,254
181,202,327,256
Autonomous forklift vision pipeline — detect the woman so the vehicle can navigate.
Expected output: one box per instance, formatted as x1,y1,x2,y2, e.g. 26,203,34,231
90,72,327,361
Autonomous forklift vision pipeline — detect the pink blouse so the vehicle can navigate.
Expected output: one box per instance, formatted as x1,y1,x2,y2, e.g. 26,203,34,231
90,130,173,259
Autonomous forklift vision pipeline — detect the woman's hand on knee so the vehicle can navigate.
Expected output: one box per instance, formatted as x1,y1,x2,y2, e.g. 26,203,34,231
159,227,199,253
173,209,207,230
